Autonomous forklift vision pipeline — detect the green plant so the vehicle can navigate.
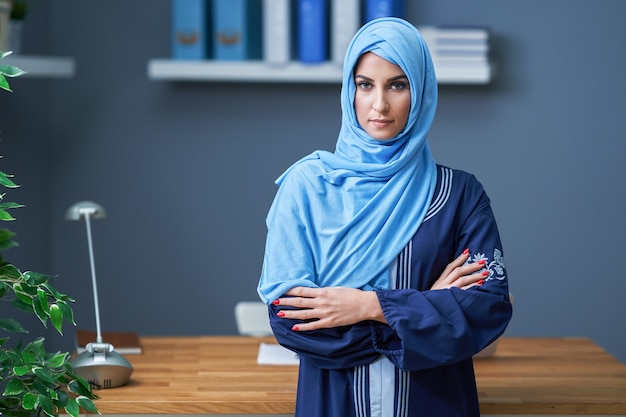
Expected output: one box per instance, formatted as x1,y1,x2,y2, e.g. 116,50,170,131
0,50,99,417
9,0,28,20
0,51,25,92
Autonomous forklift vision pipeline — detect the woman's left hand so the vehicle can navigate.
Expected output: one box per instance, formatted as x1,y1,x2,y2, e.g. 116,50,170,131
274,286,386,331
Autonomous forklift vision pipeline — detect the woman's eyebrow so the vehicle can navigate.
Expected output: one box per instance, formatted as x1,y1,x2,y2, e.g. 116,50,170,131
389,74,409,82
354,74,408,82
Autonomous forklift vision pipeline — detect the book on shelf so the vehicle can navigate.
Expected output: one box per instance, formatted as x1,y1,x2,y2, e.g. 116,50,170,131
330,0,360,64
212,0,263,60
419,25,490,64
364,0,405,22
75,330,143,355
297,0,328,64
428,25,490,42
419,26,490,51
263,0,293,64
171,0,210,60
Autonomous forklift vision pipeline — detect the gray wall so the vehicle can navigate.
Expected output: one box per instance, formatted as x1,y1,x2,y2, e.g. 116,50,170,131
1,0,624,364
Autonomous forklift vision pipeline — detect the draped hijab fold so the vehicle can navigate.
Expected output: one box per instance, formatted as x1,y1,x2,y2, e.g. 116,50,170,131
258,18,439,303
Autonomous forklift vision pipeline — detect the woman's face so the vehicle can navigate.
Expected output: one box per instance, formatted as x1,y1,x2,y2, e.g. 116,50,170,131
353,52,411,141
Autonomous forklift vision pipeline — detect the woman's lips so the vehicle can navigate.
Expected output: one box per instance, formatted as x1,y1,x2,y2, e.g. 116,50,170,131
370,119,392,128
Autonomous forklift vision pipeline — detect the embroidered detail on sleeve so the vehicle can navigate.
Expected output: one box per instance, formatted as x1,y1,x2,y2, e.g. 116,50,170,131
468,249,506,281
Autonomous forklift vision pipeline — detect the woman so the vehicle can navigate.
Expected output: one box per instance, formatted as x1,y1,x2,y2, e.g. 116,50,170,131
257,17,512,417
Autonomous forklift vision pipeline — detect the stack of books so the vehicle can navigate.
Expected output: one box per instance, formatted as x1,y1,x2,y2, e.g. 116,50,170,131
418,26,492,83
170,0,404,65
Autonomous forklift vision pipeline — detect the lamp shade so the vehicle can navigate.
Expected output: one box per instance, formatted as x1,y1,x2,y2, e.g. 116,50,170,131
65,201,107,221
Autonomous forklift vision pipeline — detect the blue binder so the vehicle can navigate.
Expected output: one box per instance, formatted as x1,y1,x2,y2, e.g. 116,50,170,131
171,0,210,60
364,0,405,22
297,0,328,64
213,0,263,60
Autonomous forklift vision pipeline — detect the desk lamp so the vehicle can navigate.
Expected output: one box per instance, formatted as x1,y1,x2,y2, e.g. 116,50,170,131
65,201,133,389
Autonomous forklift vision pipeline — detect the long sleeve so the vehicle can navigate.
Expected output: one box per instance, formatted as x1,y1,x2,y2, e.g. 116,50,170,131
269,304,382,369
373,284,511,371
371,168,512,370
265,166,512,372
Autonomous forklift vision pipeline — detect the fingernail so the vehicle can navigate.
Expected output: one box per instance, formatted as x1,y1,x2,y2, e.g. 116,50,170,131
481,271,489,277
277,311,285,317
462,248,469,255
477,279,485,285
292,325,299,331
272,299,280,305
478,259,486,265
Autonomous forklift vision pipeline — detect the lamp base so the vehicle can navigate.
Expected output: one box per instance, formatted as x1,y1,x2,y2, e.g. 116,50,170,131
70,342,133,389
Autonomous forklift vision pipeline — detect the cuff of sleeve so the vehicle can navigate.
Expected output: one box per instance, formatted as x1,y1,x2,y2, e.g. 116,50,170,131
370,289,403,355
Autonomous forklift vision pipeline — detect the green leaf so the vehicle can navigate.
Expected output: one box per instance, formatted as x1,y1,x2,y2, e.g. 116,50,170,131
41,281,63,298
14,281,37,298
0,172,19,188
13,365,31,376
29,271,54,286
3,378,25,396
0,73,10,92
2,348,21,363
21,349,35,365
46,351,69,368
50,303,64,334
0,201,24,210
33,366,56,385
49,388,60,401
55,389,69,408
22,392,38,410
0,63,27,77
0,237,18,251
0,227,16,240
0,317,27,332
57,299,76,325
67,378,97,398
0,209,16,220
76,396,100,414
64,397,80,417
2,263,23,279
38,394,55,417
25,337,45,356
38,287,50,313
32,295,49,327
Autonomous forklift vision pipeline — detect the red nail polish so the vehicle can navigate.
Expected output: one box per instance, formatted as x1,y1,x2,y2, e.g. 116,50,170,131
277,311,285,317
478,259,486,265
481,271,489,277
272,299,280,305
477,279,485,285
462,248,469,255
292,325,299,331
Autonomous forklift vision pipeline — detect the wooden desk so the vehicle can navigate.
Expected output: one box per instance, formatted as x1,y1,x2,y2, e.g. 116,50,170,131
90,336,626,416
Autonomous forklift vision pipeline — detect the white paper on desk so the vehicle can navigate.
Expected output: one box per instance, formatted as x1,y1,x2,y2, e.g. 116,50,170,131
257,342,300,365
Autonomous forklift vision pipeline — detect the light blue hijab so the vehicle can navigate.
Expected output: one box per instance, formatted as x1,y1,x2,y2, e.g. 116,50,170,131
257,18,438,304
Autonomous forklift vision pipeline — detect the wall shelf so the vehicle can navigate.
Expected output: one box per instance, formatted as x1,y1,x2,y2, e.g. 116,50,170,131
147,59,493,84
2,55,75,78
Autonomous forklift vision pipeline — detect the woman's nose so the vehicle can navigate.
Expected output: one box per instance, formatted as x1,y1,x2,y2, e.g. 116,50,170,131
373,93,389,113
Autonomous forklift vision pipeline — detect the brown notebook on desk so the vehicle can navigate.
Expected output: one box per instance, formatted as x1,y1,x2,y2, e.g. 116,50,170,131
75,330,143,354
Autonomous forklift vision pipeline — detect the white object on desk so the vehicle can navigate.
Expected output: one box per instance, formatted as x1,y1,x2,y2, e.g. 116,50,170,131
235,301,273,336
257,342,299,365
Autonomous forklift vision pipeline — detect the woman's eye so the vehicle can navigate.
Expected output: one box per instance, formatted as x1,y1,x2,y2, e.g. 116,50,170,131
357,81,372,90
390,81,408,90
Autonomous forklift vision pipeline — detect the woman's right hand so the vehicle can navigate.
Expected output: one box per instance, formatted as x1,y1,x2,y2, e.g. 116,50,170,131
430,249,488,290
